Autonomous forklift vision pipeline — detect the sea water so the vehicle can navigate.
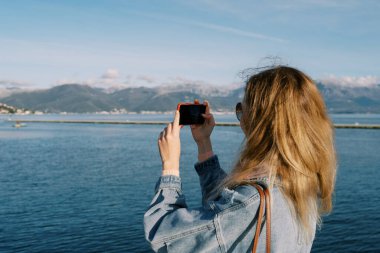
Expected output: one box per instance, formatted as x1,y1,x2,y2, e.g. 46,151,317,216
0,114,379,252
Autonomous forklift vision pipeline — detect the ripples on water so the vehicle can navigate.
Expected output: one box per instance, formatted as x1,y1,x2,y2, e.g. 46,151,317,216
0,114,379,252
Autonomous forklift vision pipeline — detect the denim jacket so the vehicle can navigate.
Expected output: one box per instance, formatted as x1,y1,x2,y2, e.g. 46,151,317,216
144,155,315,253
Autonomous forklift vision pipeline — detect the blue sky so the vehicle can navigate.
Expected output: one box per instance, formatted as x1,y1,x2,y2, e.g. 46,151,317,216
0,0,379,89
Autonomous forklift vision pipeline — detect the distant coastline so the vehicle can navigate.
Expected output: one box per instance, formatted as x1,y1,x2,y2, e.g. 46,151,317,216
1,83,380,114
2,109,380,116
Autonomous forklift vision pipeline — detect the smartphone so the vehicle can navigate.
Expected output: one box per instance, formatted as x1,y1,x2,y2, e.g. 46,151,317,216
177,103,206,125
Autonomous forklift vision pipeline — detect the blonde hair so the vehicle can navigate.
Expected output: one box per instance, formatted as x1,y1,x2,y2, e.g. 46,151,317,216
215,66,336,240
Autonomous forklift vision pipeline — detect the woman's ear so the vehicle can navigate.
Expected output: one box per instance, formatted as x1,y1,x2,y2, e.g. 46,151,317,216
240,102,249,137
240,120,247,137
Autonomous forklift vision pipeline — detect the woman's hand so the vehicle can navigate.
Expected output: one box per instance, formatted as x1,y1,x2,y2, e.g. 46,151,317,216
158,110,181,176
190,100,215,162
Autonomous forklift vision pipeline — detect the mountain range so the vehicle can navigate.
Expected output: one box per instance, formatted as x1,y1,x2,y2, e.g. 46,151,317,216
1,82,380,113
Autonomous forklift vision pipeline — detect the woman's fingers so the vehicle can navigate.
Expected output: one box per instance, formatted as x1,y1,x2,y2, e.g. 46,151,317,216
158,110,181,141
158,129,164,141
202,113,212,119
167,124,172,135
172,110,180,134
204,100,211,114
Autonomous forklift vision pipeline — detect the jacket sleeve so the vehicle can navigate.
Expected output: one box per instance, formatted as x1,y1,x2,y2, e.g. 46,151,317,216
143,175,219,253
194,155,228,205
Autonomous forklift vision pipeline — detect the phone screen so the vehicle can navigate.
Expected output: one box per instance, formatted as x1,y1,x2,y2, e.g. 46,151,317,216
179,104,206,125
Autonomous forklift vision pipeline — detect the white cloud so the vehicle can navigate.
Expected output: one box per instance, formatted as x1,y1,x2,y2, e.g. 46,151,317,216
193,0,359,13
54,69,129,91
319,75,380,87
101,69,120,79
130,10,286,43
161,76,218,88
136,75,156,84
0,79,35,98
284,0,359,9
166,76,203,85
156,76,240,97
188,21,287,43
53,70,240,92
55,78,97,86
0,79,32,88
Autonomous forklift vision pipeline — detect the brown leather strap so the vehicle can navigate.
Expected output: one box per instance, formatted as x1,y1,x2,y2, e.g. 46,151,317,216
264,186,271,253
251,184,271,253
251,185,265,253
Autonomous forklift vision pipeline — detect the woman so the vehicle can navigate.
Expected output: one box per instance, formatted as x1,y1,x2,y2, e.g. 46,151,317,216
144,66,337,252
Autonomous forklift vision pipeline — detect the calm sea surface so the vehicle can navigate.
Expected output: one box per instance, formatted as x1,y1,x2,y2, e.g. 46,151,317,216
0,114,379,252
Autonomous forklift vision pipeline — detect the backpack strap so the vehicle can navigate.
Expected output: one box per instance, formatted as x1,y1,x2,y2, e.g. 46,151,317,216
251,183,271,253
